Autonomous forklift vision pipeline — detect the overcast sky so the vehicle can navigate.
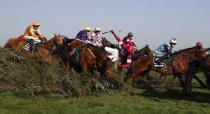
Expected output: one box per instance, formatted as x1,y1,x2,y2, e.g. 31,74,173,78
0,0,210,49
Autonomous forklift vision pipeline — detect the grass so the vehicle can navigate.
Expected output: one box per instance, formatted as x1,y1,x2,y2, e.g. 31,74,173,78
0,74,210,114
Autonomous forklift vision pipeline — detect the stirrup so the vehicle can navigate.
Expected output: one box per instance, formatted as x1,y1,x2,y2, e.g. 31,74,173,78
154,64,165,68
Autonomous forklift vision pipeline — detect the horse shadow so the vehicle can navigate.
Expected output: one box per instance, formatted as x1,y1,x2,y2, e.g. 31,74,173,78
135,86,210,103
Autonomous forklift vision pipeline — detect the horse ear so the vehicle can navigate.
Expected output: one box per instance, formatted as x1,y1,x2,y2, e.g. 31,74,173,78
54,33,57,37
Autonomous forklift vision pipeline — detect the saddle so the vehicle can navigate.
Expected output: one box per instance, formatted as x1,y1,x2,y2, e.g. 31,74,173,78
154,55,174,67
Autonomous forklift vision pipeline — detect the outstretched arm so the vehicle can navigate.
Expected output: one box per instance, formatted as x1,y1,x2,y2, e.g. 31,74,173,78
110,30,121,42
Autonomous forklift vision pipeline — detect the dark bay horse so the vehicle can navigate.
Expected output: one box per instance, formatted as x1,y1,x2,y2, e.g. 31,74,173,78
202,53,210,87
54,39,114,81
125,46,207,95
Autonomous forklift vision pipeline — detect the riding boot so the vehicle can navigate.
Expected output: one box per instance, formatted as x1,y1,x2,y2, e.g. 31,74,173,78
29,40,35,52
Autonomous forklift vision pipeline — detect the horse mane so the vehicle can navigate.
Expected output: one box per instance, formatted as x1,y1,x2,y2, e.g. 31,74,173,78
87,44,111,59
171,46,196,56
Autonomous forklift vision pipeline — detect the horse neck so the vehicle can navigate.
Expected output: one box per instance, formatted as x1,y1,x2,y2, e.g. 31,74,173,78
178,49,198,59
42,38,55,50
89,45,108,60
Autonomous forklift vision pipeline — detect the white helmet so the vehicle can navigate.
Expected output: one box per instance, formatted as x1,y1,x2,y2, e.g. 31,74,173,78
169,38,178,44
95,27,101,32
32,20,40,26
85,26,92,31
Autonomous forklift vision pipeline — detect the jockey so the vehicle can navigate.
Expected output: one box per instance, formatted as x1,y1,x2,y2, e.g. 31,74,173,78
90,27,103,47
23,20,46,50
110,30,137,68
155,38,178,66
76,26,92,44
195,42,203,49
24,21,46,42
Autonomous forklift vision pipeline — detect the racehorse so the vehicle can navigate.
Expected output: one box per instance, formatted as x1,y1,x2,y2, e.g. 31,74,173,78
202,51,210,87
6,34,63,64
54,39,114,81
30,34,63,64
125,46,207,95
5,36,27,52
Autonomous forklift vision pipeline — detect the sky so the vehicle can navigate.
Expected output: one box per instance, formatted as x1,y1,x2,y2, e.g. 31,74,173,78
0,0,210,50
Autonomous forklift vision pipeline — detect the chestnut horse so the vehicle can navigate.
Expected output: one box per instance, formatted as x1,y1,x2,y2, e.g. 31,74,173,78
54,39,113,81
30,34,63,64
5,36,27,52
5,34,63,64
125,46,207,95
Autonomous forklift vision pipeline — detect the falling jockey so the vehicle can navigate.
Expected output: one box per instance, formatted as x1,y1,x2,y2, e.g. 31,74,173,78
110,30,137,68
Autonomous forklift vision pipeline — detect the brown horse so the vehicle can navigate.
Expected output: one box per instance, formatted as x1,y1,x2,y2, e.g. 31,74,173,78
5,37,27,52
124,45,154,81
30,34,63,64
203,54,210,87
54,39,113,80
101,37,118,48
125,46,207,95
79,44,113,80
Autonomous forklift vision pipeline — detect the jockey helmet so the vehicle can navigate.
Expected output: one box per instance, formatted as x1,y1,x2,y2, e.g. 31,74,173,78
128,32,133,37
169,38,177,44
32,20,40,27
196,42,203,48
85,26,92,32
95,27,101,32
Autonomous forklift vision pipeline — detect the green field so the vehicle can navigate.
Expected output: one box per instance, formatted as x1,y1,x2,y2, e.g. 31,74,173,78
0,76,210,114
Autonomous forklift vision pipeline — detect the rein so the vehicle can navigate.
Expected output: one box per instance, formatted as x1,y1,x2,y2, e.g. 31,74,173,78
87,48,96,59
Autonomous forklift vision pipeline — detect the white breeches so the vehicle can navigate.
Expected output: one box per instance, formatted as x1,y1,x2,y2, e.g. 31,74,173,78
105,47,119,62
24,36,41,44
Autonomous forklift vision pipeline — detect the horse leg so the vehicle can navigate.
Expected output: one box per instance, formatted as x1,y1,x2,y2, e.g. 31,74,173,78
80,63,90,77
45,56,52,64
64,62,70,73
178,74,189,96
204,71,210,89
185,73,193,96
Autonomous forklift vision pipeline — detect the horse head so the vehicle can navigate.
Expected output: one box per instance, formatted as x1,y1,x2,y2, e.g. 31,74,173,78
53,34,63,47
101,37,117,48
194,46,207,59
